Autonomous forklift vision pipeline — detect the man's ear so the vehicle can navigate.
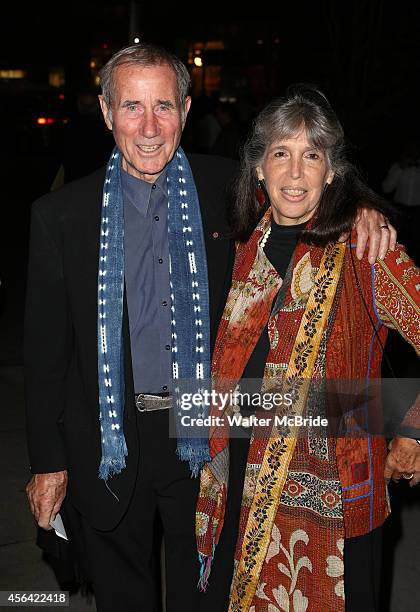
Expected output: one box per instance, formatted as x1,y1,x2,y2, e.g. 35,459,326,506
182,96,192,128
98,95,113,131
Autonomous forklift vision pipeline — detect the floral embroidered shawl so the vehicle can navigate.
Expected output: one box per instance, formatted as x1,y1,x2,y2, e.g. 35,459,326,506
197,208,420,611
197,211,347,611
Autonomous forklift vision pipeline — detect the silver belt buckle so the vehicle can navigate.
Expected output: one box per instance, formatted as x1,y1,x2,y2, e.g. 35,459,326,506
135,394,147,412
135,393,172,412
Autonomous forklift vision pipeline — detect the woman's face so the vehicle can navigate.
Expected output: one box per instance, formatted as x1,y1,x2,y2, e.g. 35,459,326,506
256,127,334,225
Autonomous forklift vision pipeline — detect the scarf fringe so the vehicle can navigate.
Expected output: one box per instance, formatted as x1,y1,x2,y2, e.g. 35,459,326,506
176,444,211,478
198,549,215,592
98,437,128,480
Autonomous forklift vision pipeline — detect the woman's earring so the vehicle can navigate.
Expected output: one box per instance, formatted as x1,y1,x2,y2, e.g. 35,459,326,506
256,179,266,205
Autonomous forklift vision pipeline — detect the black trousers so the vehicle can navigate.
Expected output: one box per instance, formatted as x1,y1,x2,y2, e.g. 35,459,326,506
78,408,200,612
200,437,383,612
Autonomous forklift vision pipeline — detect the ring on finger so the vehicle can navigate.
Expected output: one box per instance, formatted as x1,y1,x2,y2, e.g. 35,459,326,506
402,472,414,480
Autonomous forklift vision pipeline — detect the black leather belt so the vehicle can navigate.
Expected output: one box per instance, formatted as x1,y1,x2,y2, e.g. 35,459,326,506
135,393,172,412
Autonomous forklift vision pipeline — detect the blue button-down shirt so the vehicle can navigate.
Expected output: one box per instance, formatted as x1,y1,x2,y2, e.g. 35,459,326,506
121,168,172,393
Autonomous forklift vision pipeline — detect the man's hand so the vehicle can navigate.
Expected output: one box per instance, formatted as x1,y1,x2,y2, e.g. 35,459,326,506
384,438,420,487
26,470,68,530
339,208,397,263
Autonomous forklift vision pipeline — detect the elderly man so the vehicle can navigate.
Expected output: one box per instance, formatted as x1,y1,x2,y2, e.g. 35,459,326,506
25,43,395,612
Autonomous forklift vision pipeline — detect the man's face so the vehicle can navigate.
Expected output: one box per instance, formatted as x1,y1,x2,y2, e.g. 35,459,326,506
100,63,191,182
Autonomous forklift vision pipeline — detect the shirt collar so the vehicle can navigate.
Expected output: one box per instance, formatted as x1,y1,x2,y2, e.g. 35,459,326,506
121,165,168,217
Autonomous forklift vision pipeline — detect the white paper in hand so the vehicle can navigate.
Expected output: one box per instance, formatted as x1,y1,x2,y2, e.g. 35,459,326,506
50,513,68,541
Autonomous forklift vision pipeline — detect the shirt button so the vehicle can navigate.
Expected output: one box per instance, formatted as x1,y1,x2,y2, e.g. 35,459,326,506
162,385,168,391
158,258,163,264
154,215,159,221
162,300,167,306
165,344,171,351
152,184,157,190
212,232,219,238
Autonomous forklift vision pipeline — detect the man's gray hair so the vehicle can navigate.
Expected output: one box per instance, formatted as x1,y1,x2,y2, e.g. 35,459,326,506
99,43,191,120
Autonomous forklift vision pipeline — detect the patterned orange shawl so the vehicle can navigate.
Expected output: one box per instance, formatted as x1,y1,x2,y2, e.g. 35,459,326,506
197,211,348,611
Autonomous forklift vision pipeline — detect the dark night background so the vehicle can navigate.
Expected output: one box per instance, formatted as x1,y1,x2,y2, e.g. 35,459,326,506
0,1,419,608
2,0,419,367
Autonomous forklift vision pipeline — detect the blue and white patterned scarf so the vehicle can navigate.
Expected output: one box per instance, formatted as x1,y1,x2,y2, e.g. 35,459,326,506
97,146,211,480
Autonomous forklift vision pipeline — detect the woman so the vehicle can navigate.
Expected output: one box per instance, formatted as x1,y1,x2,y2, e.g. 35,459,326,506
196,85,420,612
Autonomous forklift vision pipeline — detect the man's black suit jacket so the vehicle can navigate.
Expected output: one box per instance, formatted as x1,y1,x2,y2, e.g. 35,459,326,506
24,153,237,530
